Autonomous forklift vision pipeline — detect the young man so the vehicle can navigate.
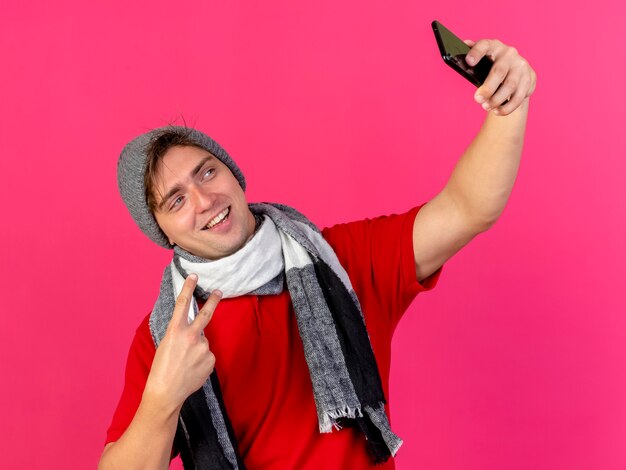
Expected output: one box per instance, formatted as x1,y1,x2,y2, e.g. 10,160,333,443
100,39,536,469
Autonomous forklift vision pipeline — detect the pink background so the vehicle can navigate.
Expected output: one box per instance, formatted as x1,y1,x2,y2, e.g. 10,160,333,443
1,1,624,468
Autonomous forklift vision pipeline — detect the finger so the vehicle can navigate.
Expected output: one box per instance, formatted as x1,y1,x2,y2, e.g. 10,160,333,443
191,289,222,333
465,39,504,67
485,70,521,109
475,60,510,105
494,76,531,116
463,39,476,47
171,274,198,328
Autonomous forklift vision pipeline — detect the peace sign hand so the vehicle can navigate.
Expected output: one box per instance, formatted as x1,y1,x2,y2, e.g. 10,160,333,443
144,274,222,412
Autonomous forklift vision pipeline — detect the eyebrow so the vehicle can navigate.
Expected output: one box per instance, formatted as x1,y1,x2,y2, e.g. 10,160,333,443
157,155,215,210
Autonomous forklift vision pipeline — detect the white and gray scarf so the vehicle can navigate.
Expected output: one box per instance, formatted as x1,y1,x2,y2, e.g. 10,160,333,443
149,203,402,469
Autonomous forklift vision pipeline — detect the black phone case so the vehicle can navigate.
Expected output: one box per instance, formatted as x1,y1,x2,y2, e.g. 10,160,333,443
432,20,492,87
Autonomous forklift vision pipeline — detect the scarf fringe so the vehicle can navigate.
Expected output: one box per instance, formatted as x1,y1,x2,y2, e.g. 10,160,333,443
319,405,364,433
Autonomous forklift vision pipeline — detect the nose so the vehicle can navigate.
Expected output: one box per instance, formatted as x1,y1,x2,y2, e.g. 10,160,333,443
189,184,215,213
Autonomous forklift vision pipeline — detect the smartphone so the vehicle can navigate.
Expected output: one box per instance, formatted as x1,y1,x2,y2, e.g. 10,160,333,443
432,20,492,87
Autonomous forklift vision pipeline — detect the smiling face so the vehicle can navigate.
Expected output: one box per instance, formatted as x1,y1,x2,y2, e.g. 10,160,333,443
150,145,256,260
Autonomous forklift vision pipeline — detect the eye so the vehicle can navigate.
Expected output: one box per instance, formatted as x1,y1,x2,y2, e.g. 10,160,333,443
170,195,184,210
202,168,215,180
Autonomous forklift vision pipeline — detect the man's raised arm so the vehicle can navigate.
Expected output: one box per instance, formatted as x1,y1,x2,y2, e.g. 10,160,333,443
411,38,537,282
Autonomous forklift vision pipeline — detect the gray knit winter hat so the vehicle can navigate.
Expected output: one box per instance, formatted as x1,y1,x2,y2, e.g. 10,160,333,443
117,126,246,248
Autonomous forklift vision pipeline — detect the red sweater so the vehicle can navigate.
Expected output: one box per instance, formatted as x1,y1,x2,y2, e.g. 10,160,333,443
106,205,442,469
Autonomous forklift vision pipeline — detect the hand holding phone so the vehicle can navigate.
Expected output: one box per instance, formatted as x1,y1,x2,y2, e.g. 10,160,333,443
432,20,537,116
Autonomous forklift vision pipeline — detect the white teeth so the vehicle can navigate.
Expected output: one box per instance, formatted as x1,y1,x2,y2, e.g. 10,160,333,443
205,207,230,229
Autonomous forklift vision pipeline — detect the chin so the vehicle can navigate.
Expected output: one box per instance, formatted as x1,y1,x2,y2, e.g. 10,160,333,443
205,232,250,260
